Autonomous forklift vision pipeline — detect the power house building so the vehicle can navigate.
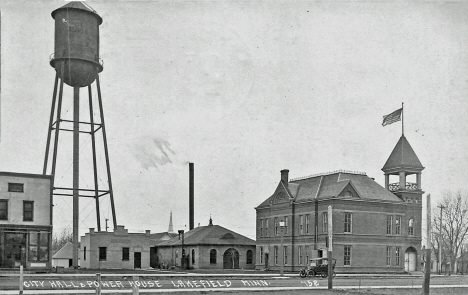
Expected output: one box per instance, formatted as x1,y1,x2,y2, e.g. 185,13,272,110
255,135,423,273
155,218,256,270
80,225,176,270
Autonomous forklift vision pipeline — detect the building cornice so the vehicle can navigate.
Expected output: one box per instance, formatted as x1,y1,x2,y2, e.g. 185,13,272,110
0,171,53,180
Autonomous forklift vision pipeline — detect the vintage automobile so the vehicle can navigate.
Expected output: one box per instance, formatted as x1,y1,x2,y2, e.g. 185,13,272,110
299,258,336,278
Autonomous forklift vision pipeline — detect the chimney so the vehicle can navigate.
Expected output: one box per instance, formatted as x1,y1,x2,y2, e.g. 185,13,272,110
189,163,194,230
281,169,289,187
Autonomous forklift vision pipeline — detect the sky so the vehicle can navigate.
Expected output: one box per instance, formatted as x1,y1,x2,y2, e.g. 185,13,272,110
0,0,467,240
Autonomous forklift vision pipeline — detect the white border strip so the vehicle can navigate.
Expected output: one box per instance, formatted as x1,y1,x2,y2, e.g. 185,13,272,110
0,285,466,294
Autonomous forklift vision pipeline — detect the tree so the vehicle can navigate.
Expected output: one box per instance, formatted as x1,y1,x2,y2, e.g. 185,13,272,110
52,228,73,254
433,191,468,273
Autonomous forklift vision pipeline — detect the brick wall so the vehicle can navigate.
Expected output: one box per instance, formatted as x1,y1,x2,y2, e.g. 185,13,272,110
256,195,422,272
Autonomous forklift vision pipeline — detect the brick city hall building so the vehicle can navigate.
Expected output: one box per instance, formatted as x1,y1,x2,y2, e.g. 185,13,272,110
255,135,423,273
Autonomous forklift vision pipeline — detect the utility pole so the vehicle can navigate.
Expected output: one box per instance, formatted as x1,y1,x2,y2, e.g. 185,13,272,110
437,204,445,275
423,194,432,295
178,230,185,269
105,218,109,232
279,220,285,276
328,205,333,290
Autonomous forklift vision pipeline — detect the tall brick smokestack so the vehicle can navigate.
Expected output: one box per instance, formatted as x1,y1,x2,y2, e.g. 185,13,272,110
189,163,194,230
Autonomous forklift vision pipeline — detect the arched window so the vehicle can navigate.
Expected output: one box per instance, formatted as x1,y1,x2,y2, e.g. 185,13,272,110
408,218,414,236
246,250,253,264
210,249,217,264
192,249,195,264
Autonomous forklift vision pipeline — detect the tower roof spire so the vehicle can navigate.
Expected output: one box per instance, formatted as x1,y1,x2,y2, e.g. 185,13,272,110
382,135,424,174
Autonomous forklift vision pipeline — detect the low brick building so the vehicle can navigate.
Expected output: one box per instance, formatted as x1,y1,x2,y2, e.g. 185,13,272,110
80,225,176,269
155,218,256,270
255,135,423,273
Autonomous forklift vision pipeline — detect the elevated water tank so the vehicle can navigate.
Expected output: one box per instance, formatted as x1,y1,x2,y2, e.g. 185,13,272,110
50,1,103,87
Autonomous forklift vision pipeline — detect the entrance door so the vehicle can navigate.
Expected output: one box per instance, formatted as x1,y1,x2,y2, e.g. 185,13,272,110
265,253,269,269
3,233,27,268
134,252,141,269
150,247,158,268
223,248,239,269
404,247,417,272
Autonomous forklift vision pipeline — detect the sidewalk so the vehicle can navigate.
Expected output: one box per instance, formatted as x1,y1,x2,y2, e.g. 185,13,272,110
1,270,452,278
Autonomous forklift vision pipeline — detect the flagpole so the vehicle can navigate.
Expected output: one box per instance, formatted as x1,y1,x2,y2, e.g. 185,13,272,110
402,102,404,136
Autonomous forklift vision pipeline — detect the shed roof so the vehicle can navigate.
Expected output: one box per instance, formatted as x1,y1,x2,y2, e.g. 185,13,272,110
52,241,73,259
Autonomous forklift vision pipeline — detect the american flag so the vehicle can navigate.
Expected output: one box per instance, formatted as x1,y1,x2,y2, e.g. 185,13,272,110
382,108,402,126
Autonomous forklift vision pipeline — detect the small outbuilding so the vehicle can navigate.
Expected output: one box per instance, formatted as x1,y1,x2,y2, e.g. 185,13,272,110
52,241,76,268
155,218,256,270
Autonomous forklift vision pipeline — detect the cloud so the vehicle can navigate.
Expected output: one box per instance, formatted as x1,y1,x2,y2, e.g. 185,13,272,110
132,136,176,170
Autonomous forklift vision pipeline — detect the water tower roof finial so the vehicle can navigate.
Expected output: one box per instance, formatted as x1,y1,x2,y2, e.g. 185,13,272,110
52,1,102,24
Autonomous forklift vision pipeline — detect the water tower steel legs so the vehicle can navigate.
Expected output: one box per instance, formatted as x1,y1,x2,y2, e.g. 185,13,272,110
88,85,101,232
43,69,117,246
96,74,117,229
50,73,65,178
72,87,80,269
43,73,59,175
43,68,65,177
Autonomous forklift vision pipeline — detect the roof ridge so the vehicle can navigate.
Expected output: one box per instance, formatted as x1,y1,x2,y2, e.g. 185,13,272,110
314,176,324,199
291,169,367,181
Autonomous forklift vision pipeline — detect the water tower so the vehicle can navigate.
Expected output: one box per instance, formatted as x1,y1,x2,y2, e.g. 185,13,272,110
43,1,117,268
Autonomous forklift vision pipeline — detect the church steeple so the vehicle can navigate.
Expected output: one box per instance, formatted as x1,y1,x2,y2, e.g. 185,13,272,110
168,211,175,233
382,135,424,202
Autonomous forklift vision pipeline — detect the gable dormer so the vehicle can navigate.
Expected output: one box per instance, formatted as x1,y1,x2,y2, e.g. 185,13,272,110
336,182,361,199
256,169,299,209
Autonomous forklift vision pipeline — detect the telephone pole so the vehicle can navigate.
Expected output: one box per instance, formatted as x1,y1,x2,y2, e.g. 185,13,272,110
437,204,445,275
423,194,431,295
328,205,333,290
